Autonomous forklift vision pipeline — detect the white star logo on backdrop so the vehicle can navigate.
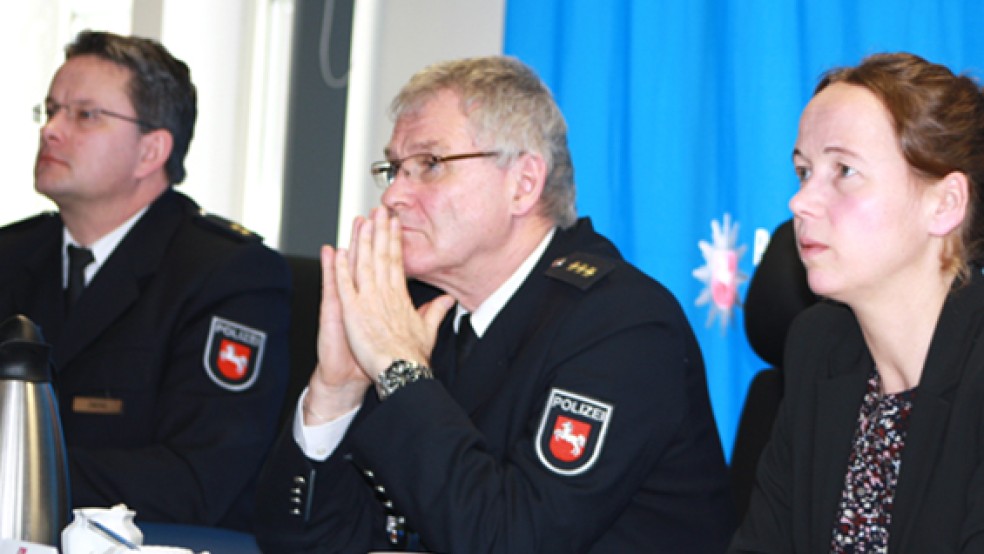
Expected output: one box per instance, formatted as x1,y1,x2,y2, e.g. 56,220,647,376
692,213,748,331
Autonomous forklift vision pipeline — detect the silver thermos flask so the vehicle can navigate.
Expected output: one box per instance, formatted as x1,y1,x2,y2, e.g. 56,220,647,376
0,314,71,546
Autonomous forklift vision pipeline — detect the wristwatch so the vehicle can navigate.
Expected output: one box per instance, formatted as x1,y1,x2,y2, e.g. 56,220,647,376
376,359,433,400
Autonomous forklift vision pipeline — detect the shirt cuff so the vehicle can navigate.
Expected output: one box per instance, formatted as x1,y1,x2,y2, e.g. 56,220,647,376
292,387,360,461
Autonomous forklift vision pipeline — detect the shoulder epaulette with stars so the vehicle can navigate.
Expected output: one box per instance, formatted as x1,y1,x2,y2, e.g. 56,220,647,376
194,210,263,242
545,251,615,290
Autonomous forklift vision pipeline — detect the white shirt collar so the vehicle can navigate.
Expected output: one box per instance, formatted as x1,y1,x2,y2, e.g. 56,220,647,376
62,206,150,287
455,227,557,338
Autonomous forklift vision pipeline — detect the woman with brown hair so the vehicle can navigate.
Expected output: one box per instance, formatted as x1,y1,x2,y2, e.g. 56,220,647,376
731,52,984,552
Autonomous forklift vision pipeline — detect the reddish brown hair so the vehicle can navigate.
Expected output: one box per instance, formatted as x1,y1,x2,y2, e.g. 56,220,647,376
817,53,984,280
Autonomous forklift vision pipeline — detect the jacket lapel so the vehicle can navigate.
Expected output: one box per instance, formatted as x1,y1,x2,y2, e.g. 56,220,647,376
54,190,187,369
811,332,869,553
448,274,555,414
889,276,984,549
14,218,65,343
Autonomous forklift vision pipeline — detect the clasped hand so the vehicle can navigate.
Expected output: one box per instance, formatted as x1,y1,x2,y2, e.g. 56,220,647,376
306,207,454,421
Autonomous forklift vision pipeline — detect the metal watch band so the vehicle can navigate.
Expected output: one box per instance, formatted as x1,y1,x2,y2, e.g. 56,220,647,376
376,359,433,400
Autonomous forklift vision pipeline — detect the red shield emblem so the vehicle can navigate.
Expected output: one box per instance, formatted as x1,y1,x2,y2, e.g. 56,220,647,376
203,316,266,391
536,389,613,476
549,415,591,462
217,338,254,380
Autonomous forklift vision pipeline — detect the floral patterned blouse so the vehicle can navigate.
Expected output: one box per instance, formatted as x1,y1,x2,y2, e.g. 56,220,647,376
830,370,917,553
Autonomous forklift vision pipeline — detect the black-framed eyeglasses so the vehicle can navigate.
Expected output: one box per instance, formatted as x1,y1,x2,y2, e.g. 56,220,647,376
33,101,157,131
370,151,500,188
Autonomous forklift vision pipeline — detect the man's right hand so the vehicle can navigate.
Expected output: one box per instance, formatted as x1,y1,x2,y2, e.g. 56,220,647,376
303,244,372,425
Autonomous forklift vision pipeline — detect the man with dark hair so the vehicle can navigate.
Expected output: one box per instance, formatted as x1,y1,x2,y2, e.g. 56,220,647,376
256,56,734,552
0,30,290,529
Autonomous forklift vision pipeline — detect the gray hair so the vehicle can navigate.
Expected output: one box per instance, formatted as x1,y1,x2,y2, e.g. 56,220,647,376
391,56,577,228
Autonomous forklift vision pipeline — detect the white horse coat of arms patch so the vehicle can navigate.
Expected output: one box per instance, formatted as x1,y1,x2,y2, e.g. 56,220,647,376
535,388,613,476
203,316,266,392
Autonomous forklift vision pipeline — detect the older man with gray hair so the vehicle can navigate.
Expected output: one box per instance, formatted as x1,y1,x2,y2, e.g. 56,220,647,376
256,55,735,552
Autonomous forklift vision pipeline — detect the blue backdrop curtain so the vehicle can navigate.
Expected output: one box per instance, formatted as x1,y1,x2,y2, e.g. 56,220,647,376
503,1,984,459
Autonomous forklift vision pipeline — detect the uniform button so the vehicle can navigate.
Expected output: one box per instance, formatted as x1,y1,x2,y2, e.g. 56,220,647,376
290,497,302,504
363,469,375,479
290,508,301,516
290,487,302,495
293,476,306,485
375,485,386,494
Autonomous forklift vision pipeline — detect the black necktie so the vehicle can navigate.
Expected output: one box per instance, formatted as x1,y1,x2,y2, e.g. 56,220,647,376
65,245,94,310
455,313,478,368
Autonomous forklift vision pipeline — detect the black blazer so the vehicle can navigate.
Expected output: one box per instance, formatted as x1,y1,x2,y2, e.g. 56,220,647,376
0,189,290,529
731,271,984,552
255,218,736,553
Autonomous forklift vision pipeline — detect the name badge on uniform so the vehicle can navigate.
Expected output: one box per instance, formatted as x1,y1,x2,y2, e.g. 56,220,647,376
203,316,266,392
535,388,613,476
73,396,124,415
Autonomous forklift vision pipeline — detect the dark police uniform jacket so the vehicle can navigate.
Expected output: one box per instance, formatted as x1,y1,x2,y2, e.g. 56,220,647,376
0,189,290,529
731,270,984,553
255,218,736,553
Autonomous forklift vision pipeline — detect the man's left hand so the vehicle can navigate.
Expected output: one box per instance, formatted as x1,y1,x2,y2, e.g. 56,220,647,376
334,207,454,379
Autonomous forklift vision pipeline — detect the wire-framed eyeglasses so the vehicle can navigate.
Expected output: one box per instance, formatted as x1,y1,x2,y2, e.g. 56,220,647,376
370,151,500,188
33,101,156,131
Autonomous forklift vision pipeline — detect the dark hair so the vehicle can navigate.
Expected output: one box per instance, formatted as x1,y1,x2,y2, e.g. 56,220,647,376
816,52,984,279
66,30,197,184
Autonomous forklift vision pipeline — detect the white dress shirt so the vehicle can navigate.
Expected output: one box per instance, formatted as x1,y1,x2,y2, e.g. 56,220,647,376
62,207,149,288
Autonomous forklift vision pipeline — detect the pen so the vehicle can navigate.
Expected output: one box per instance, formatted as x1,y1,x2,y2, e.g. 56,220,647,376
87,518,139,550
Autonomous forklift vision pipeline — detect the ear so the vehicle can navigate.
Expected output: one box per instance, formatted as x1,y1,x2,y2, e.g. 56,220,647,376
508,152,547,217
133,129,174,180
927,171,969,237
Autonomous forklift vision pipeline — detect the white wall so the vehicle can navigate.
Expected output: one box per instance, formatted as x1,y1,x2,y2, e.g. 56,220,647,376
148,0,294,245
0,0,507,251
0,0,293,242
0,0,133,225
338,0,506,245
159,1,257,222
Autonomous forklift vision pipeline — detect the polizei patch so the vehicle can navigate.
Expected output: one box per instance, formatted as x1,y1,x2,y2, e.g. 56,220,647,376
535,388,613,476
203,316,266,391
